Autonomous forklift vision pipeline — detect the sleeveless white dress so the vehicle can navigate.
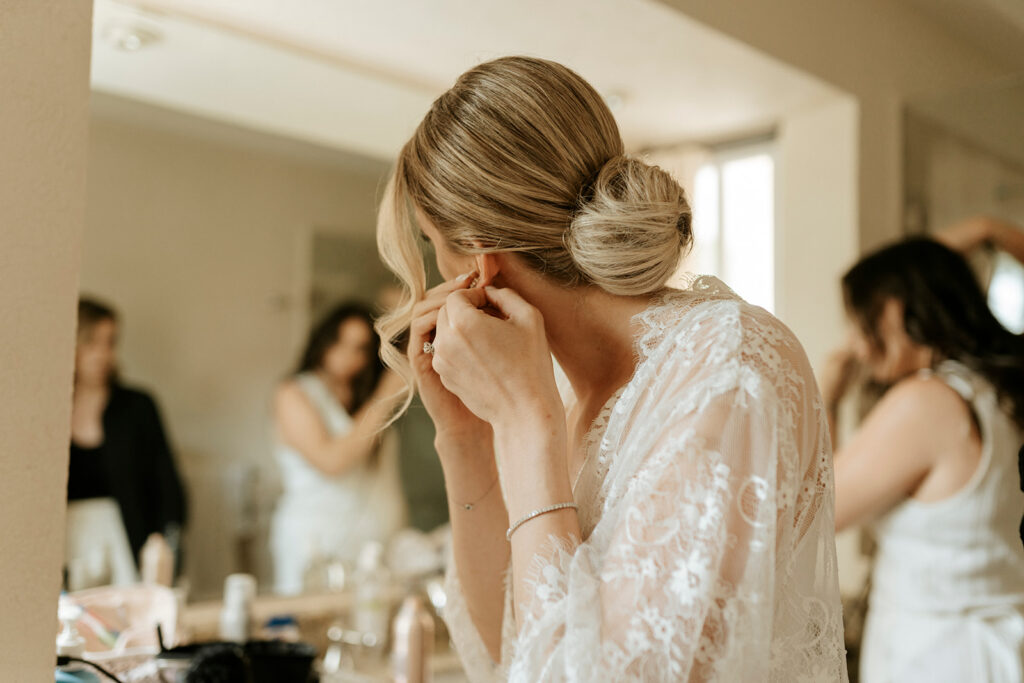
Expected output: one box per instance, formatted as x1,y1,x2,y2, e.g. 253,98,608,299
442,276,849,682
861,361,1024,682
270,372,406,594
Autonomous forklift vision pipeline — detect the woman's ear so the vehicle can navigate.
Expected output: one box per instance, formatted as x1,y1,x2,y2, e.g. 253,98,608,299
473,252,502,287
879,298,906,335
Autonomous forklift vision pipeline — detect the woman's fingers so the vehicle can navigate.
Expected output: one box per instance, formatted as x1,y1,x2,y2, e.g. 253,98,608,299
443,288,489,323
408,271,477,364
433,305,454,375
481,286,538,322
412,271,478,318
409,309,439,358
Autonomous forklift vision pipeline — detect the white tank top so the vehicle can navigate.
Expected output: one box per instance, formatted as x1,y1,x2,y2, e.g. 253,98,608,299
870,361,1024,615
274,372,404,525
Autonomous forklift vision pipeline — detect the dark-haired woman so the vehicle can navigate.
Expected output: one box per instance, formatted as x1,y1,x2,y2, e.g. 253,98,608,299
269,303,406,595
826,237,1024,682
67,298,187,590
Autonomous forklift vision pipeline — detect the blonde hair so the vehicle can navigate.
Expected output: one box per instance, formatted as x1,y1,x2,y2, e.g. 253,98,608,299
376,56,692,412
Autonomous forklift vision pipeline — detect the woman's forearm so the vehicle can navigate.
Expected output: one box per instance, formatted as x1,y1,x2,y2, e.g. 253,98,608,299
988,218,1024,264
438,435,509,662
313,393,402,476
494,425,580,634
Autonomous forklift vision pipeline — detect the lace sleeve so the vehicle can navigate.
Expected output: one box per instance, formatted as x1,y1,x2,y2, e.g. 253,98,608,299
507,311,847,681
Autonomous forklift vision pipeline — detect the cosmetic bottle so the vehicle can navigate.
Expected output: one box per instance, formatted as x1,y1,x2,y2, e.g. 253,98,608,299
353,542,390,649
390,594,434,683
219,573,257,643
55,600,100,683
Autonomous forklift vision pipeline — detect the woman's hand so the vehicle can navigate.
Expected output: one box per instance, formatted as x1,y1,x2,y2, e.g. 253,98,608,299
432,286,564,439
935,216,993,253
408,273,492,450
935,215,1024,265
433,285,568,519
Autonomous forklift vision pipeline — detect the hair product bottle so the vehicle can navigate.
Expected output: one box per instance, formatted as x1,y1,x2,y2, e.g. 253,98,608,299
390,594,434,683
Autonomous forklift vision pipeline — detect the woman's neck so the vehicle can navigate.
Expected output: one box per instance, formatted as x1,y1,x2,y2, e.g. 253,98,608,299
73,377,109,395
516,279,654,407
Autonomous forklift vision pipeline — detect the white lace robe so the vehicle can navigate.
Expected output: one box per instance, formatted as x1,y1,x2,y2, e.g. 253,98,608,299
443,277,849,682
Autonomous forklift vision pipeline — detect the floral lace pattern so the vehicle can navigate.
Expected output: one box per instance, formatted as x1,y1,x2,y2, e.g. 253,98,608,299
443,276,848,682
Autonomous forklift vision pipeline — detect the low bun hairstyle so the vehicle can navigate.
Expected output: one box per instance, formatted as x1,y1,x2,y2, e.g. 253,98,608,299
567,155,692,295
376,56,692,414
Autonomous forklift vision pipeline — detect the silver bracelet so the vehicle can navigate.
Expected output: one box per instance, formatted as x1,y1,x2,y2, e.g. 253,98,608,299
506,502,579,541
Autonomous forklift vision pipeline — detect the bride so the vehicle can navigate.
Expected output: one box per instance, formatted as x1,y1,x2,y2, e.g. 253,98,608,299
375,56,848,682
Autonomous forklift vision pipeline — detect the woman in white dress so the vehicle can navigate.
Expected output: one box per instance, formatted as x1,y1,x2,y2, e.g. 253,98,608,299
374,56,847,681
827,237,1024,682
270,303,406,594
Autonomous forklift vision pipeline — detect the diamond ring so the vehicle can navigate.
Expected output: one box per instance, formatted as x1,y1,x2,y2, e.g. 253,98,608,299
422,341,436,355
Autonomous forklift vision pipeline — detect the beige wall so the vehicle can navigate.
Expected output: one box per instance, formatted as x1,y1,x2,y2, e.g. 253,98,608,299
82,111,388,595
775,96,859,372
0,1,93,679
658,0,1016,251
776,96,870,593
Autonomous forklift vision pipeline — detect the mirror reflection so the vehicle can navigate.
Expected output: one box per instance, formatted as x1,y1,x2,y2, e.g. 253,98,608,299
52,1,1023,681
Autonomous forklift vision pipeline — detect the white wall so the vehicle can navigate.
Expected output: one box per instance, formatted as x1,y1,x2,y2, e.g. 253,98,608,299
0,2,93,679
81,110,389,596
776,96,869,594
775,96,859,372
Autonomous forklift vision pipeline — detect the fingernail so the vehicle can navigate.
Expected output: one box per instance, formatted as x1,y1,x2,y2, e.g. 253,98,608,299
456,272,473,282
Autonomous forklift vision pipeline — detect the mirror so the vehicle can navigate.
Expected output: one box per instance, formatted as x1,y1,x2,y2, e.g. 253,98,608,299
74,0,848,615
905,75,1024,333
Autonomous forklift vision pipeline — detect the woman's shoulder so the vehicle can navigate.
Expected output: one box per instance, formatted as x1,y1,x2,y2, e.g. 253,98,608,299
882,372,974,419
275,375,318,410
649,278,805,369
275,373,345,419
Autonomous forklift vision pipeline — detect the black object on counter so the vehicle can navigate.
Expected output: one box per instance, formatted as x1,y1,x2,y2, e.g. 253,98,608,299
156,640,316,683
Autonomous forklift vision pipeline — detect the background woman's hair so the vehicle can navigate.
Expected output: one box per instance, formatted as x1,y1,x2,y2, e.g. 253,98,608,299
376,55,693,412
842,237,1024,428
77,296,120,386
78,297,118,337
296,302,384,415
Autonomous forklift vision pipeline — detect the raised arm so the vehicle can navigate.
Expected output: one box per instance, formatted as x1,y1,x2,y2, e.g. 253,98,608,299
407,273,510,669
936,215,1024,264
273,372,403,477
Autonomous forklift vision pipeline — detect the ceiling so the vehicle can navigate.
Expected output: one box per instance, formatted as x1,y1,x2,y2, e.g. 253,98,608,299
91,0,841,161
899,0,1024,170
910,76,1024,171
901,0,1024,71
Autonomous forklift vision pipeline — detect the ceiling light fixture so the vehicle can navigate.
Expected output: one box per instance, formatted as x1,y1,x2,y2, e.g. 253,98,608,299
603,91,627,113
101,22,162,52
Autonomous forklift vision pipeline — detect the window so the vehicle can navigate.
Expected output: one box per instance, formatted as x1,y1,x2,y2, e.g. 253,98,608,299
690,142,775,312
989,251,1024,334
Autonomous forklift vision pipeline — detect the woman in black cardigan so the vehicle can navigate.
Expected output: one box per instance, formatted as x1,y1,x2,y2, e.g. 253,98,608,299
66,298,187,589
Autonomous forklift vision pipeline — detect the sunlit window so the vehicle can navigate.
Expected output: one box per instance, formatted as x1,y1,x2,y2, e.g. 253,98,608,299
989,251,1024,334
691,143,775,312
